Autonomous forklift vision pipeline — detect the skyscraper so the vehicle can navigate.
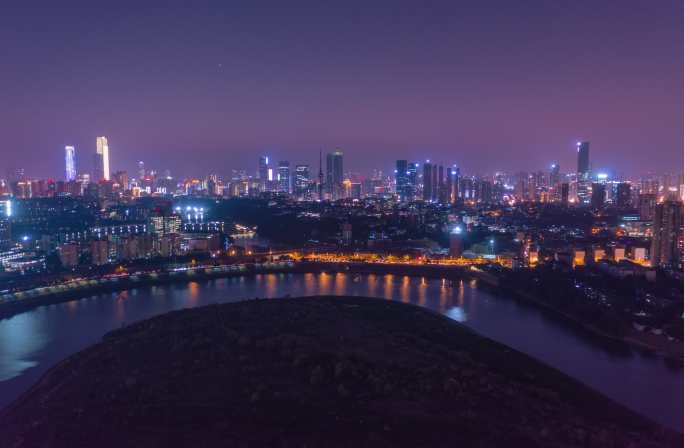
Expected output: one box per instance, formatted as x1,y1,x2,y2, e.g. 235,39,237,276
258,156,269,191
138,161,145,180
0,200,11,250
395,160,409,201
294,164,310,200
550,163,560,186
576,141,590,204
590,183,606,209
96,136,110,181
65,146,76,182
422,162,434,201
277,161,290,194
616,183,631,208
407,162,418,198
577,141,590,175
651,201,684,268
326,150,344,200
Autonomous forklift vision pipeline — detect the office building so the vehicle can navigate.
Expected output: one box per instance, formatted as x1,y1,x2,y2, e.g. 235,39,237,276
576,141,590,204
550,163,560,187
591,183,606,209
96,136,110,181
326,150,344,200
616,183,631,208
277,161,290,194
258,156,269,190
395,160,410,201
294,164,310,200
65,146,76,182
422,162,434,201
650,201,684,268
0,200,11,250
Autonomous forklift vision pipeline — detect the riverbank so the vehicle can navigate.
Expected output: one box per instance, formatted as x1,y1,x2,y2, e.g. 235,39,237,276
2,296,681,447
0,261,477,320
469,270,684,363
3,260,683,363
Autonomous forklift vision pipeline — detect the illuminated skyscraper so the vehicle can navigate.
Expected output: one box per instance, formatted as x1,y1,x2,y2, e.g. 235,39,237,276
395,160,409,201
258,156,269,190
277,161,290,194
65,146,76,181
96,136,110,181
576,141,590,204
326,150,344,200
0,200,11,250
550,163,560,186
577,141,590,175
138,161,145,180
294,164,310,200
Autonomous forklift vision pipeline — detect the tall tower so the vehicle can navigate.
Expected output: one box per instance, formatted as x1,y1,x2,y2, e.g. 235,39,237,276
277,161,291,194
576,141,590,175
576,141,590,204
422,162,433,201
318,150,324,200
65,146,76,182
258,156,269,191
326,150,344,200
96,136,110,181
395,160,409,201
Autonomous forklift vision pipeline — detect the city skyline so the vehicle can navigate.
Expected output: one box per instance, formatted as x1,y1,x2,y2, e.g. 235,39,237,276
2,1,684,177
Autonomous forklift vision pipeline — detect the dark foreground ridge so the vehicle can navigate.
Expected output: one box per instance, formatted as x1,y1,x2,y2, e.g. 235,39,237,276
0,297,680,447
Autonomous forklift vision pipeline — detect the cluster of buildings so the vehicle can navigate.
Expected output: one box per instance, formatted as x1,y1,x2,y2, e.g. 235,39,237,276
1,138,684,272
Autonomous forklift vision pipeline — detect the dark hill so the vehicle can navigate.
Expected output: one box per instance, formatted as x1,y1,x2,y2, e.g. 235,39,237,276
0,296,680,447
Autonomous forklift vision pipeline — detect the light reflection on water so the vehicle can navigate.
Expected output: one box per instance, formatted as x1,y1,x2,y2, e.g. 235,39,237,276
0,272,682,431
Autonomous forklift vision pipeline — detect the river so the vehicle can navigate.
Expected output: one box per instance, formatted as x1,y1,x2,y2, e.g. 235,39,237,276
0,272,682,430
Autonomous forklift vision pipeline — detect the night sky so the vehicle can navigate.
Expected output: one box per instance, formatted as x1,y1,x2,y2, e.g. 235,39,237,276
2,1,683,178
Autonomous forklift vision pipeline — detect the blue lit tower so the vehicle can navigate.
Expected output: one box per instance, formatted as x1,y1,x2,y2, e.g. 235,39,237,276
65,146,76,181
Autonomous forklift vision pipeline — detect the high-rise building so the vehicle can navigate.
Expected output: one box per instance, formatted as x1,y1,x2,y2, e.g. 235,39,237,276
560,183,570,205
446,167,454,204
651,201,684,268
95,136,110,181
258,156,269,190
638,193,657,221
0,200,11,250
294,164,310,200
550,163,560,186
407,162,418,197
422,162,434,201
576,141,590,204
577,141,590,175
277,161,290,194
326,150,344,200
65,146,76,182
591,183,606,210
138,161,145,180
395,160,409,201
616,183,631,208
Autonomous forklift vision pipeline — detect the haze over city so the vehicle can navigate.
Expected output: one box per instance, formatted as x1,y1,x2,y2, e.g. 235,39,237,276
3,0,684,177
3,2,684,447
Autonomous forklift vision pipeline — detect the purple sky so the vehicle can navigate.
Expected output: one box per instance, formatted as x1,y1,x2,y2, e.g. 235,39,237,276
2,0,683,179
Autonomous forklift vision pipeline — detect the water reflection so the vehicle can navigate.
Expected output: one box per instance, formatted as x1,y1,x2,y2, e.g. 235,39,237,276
0,273,682,431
